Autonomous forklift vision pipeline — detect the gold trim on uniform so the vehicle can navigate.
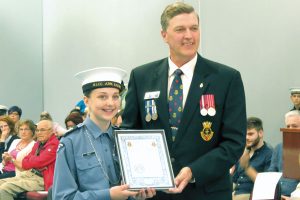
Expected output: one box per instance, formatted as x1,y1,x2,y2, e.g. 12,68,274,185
200,121,214,141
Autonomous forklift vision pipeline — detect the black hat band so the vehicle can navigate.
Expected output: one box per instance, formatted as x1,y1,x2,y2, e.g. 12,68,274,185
82,81,124,93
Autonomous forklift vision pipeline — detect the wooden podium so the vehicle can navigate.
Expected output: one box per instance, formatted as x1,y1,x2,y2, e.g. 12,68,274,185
281,128,300,179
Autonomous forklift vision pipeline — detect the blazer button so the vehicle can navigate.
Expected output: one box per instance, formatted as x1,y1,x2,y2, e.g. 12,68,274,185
171,157,175,163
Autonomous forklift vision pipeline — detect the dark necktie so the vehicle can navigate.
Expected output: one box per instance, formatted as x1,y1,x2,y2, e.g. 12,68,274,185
168,69,183,141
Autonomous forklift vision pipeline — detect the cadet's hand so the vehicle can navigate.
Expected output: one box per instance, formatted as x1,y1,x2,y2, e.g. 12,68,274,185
134,188,156,200
168,167,193,194
239,148,250,169
110,184,138,200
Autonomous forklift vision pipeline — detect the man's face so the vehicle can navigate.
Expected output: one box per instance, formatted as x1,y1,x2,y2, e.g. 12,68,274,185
246,128,262,149
36,120,53,143
291,93,300,108
286,115,300,128
161,12,200,66
84,87,121,125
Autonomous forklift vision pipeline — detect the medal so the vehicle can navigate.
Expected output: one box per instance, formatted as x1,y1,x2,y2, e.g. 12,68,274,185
200,108,208,116
200,95,208,116
208,107,216,116
200,121,214,141
200,94,216,116
151,100,158,120
145,113,151,122
145,100,151,122
152,113,158,120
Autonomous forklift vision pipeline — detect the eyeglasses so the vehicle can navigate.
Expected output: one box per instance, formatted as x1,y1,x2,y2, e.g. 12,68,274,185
19,128,31,132
9,112,19,116
0,124,8,129
35,128,51,133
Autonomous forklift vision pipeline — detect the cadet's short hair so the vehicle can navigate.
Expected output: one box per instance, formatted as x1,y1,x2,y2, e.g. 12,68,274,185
160,2,199,31
247,117,263,131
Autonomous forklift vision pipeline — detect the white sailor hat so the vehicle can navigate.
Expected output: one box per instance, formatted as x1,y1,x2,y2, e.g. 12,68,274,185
290,87,300,94
75,67,127,94
0,105,8,111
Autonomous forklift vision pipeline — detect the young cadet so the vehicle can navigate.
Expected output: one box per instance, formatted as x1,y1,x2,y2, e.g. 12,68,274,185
52,67,155,200
290,87,300,111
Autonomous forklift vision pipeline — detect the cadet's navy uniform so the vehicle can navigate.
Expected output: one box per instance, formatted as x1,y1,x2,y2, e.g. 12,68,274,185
52,116,120,200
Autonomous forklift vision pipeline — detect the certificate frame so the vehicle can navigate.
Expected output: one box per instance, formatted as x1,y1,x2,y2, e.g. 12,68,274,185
114,129,175,190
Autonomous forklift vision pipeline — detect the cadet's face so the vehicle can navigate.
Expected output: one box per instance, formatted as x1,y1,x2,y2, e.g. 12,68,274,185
286,115,300,128
84,88,121,124
246,128,261,148
161,12,200,66
291,94,300,107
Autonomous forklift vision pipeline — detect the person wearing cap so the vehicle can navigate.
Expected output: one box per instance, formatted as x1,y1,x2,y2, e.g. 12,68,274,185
121,2,246,200
0,105,8,117
290,88,300,111
8,106,22,124
52,67,155,200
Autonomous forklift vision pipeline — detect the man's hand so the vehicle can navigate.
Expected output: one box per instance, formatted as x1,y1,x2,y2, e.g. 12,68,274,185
168,167,193,194
239,148,250,169
134,188,156,200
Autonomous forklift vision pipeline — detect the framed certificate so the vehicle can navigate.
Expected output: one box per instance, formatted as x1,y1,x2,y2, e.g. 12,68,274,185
114,129,175,190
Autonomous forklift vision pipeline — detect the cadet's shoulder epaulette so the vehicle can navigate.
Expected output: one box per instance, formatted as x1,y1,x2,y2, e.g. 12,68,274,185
63,123,84,137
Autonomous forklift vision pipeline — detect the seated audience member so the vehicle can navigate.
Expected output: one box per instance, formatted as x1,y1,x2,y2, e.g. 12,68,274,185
0,120,36,179
7,106,22,124
40,111,67,137
0,119,59,199
8,106,22,133
249,111,300,199
232,117,273,200
0,116,19,162
0,105,8,117
64,113,83,130
269,111,300,199
290,87,300,111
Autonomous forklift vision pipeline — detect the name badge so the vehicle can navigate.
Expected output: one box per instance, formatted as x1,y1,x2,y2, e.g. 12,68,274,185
144,91,160,100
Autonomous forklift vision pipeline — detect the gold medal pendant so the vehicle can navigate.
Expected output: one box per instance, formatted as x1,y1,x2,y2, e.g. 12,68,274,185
145,113,151,122
200,121,214,141
152,113,158,120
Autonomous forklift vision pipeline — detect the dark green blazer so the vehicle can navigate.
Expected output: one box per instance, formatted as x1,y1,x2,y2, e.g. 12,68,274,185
122,54,247,200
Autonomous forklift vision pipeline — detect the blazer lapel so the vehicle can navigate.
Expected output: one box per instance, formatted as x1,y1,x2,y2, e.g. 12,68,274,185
173,55,213,146
152,59,173,143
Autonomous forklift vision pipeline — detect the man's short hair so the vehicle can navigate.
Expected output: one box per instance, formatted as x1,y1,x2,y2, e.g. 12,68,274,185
160,2,198,31
285,110,300,120
247,117,263,131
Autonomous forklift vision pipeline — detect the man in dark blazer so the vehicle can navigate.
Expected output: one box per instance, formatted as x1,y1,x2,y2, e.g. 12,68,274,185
121,2,247,200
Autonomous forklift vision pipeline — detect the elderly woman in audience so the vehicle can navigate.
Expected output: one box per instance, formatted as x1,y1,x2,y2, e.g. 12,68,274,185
0,116,19,162
40,111,66,137
64,113,83,130
0,120,36,179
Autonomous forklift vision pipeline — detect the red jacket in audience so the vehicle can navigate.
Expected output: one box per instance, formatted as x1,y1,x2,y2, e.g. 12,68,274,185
22,134,59,190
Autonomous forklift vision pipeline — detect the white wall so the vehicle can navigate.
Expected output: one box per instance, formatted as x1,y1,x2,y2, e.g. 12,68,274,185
200,0,300,145
0,0,43,122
